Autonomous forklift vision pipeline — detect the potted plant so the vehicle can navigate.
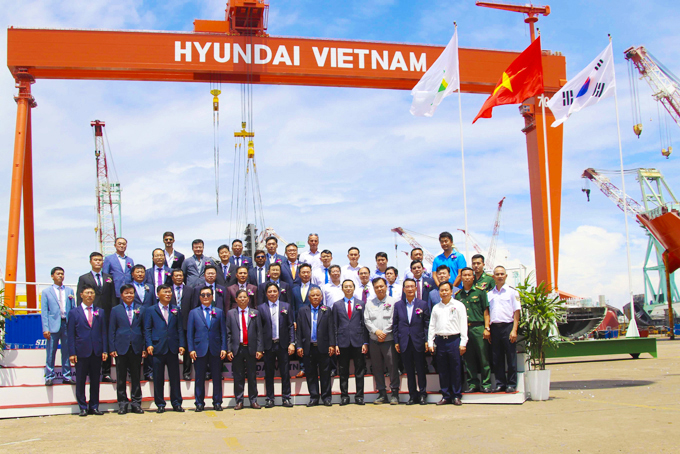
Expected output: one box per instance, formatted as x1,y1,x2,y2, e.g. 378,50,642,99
516,273,566,401
1,289,15,358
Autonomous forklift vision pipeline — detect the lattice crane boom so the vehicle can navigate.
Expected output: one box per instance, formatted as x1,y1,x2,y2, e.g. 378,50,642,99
625,46,680,126
581,168,644,219
391,227,436,269
91,120,121,256
487,197,506,269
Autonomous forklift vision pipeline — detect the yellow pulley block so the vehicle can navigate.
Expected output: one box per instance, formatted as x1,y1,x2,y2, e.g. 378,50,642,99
633,123,643,137
247,140,255,158
662,146,672,159
210,89,221,112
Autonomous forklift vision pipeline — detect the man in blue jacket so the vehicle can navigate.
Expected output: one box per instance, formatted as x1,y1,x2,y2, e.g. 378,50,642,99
187,286,228,412
41,266,75,385
67,284,108,416
109,284,146,414
144,284,186,413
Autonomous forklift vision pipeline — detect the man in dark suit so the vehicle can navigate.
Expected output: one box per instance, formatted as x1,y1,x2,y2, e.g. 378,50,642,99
182,239,215,288
280,243,302,288
291,263,318,321
264,236,286,269
258,283,295,408
187,286,228,412
332,280,369,405
67,284,108,416
131,264,154,308
109,284,146,414
227,289,264,410
102,237,134,299
146,248,172,301
248,250,268,287
77,252,117,382
227,266,258,310
170,269,195,381
393,278,431,405
296,287,335,406
230,239,253,270
215,244,237,288
256,262,290,306
194,265,227,311
405,260,437,307
144,284,186,413
163,231,185,270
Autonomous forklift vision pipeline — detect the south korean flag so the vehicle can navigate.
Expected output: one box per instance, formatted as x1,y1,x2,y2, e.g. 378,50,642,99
547,42,616,127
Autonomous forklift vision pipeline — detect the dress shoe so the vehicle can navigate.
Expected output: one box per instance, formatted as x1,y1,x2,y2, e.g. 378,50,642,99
493,386,506,393
144,374,153,381
101,375,115,383
354,398,365,405
63,378,76,385
463,386,479,393
406,399,418,406
156,407,165,414
234,402,244,411
481,387,492,393
340,397,350,406
264,400,275,409
373,395,387,405
420,399,428,405
390,395,399,405
45,379,53,386
183,374,192,381
323,400,332,407
195,404,204,412
295,371,305,378
131,407,144,414
89,409,104,415
506,386,516,393
307,399,319,407
453,397,462,406
214,404,223,411
118,407,127,415
436,398,451,405
282,399,294,408
250,402,262,410
172,406,185,412
205,372,212,380
78,409,88,417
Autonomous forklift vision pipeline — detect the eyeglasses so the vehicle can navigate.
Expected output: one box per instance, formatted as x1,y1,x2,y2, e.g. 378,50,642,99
163,238,174,241
200,293,212,297
255,255,265,259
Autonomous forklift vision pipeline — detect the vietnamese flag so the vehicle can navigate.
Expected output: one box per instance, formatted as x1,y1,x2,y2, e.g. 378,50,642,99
472,36,544,123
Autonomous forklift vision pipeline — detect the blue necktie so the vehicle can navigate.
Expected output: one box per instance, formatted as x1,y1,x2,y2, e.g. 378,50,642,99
311,308,318,342
324,268,329,284
389,285,393,297
204,307,211,328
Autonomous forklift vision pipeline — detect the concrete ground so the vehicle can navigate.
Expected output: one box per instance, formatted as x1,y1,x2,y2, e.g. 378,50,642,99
1,339,679,453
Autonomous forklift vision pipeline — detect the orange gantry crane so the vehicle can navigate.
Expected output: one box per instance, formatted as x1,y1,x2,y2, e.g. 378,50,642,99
4,1,566,308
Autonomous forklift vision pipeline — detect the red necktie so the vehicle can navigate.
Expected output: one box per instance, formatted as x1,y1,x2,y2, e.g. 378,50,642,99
416,280,422,300
87,306,93,326
347,301,352,319
241,310,248,345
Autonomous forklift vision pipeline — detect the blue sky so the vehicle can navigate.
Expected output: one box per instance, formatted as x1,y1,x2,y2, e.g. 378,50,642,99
1,0,679,307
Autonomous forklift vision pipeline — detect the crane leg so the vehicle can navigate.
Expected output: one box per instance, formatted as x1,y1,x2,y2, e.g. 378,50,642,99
4,76,33,309
523,95,564,290
23,108,37,309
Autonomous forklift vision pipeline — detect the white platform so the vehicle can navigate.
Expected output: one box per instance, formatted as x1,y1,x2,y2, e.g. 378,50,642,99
0,349,528,418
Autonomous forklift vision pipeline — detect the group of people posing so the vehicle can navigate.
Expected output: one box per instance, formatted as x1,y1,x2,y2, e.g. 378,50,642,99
40,231,521,415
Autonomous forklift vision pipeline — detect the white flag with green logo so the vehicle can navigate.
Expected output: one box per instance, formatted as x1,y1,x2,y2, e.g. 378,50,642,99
410,29,460,117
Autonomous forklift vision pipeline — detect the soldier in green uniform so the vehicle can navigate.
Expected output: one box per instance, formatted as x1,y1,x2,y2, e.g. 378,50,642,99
455,267,492,393
471,254,495,292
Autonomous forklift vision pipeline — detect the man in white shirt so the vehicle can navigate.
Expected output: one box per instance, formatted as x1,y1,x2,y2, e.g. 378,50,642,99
322,265,344,308
488,265,521,393
353,267,375,303
428,281,467,406
404,248,432,280
341,247,362,286
312,250,334,287
385,267,402,300
299,233,322,270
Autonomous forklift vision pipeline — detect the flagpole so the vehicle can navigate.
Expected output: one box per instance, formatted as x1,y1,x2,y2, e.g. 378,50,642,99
608,34,639,337
454,22,470,265
537,30,557,292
